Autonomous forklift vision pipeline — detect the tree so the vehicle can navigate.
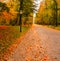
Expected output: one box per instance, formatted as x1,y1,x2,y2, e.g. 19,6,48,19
17,0,36,32
0,0,36,26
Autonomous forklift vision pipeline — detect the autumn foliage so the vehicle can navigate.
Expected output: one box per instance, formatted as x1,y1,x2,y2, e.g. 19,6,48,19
0,26,20,60
36,0,60,26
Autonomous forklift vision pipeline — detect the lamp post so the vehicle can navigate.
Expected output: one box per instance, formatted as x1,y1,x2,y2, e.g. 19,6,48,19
19,0,23,32
20,10,23,32
0,7,2,12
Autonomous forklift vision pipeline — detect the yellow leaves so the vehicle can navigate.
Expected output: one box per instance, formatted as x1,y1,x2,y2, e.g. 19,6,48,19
2,10,17,21
10,8,17,16
1,0,18,19
38,1,44,14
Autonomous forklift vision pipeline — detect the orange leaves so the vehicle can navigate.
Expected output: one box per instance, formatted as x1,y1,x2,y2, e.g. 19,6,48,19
2,11,11,20
26,46,32,53
0,26,21,60
25,56,31,61
0,26,8,29
39,2,44,13
41,55,50,61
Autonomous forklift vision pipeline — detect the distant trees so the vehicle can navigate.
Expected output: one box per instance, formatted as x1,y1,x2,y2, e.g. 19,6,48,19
36,0,60,26
51,0,58,26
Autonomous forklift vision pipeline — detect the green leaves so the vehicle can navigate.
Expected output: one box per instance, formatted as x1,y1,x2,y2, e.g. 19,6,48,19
0,2,9,12
17,0,36,16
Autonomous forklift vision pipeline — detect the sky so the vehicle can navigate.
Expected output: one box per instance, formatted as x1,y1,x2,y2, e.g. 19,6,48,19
33,0,43,24
34,0,42,16
0,0,9,2
35,0,42,10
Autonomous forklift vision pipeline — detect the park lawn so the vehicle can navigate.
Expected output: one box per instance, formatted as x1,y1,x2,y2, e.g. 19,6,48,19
0,26,29,60
47,25,60,30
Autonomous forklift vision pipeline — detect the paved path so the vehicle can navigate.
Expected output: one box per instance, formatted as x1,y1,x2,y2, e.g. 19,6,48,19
8,25,60,61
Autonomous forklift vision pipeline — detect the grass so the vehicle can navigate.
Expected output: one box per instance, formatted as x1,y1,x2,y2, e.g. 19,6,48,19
0,26,29,60
47,25,60,30
55,26,60,30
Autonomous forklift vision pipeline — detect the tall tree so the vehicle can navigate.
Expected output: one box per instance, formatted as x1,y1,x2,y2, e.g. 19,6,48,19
17,0,36,31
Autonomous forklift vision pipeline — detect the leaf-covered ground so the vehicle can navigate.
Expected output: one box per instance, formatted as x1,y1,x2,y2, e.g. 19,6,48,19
8,25,60,61
0,26,29,60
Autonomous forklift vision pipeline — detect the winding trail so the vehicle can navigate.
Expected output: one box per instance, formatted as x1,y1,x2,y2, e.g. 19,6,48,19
8,25,60,61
